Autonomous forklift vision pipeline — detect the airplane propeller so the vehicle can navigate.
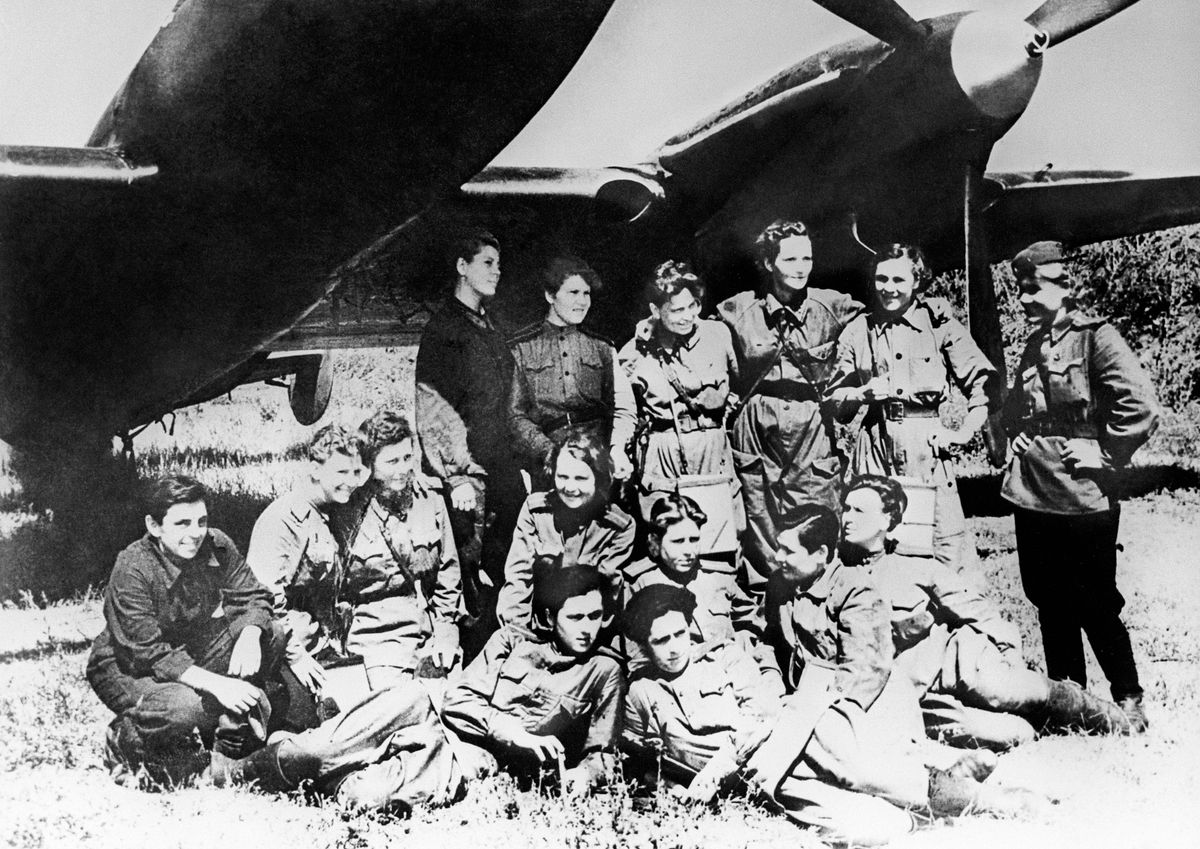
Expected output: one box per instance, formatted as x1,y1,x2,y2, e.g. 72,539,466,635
809,0,929,48
1025,0,1144,47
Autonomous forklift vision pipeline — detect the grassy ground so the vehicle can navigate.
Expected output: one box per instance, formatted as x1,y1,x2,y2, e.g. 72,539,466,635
2,348,1200,847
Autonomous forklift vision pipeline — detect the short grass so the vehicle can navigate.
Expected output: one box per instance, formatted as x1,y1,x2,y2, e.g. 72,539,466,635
2,348,1200,847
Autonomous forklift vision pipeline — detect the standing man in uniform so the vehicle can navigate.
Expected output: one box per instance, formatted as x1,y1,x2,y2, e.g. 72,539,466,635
508,256,636,490
416,228,522,658
1001,241,1160,731
247,424,365,706
719,220,862,589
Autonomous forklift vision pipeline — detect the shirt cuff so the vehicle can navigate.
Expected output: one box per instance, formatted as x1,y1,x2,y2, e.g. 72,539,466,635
152,649,197,682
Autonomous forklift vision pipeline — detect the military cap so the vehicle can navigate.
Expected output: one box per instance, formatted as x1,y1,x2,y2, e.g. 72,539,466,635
622,584,697,644
1011,241,1074,278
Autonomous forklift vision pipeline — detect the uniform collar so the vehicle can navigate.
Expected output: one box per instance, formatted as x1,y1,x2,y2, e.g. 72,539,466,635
793,564,835,603
1048,308,1076,345
763,291,810,325
544,319,578,336
449,296,494,330
869,300,921,330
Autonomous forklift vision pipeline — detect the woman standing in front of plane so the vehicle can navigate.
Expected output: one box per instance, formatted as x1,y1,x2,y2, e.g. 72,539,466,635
826,243,996,573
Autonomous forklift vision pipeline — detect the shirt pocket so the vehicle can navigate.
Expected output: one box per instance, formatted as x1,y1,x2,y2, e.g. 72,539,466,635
1045,356,1091,412
1017,365,1046,419
799,340,837,385
520,359,558,406
576,348,608,404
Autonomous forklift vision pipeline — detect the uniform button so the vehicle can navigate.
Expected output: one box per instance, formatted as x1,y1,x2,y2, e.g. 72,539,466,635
896,352,903,360
562,352,568,357
896,388,905,395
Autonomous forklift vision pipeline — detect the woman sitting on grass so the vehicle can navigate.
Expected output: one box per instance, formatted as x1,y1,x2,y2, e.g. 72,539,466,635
495,429,635,630
442,562,624,795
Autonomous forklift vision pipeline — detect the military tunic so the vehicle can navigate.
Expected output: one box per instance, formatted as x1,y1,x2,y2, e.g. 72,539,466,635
618,317,743,555
718,289,863,586
762,560,932,815
87,530,293,785
247,487,345,662
441,624,624,780
1000,309,1160,700
343,489,462,689
623,632,920,844
508,321,637,480
495,491,635,629
828,297,995,571
858,548,1040,749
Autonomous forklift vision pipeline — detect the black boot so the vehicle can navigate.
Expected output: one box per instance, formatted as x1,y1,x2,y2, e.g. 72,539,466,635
1116,694,1149,733
210,739,322,791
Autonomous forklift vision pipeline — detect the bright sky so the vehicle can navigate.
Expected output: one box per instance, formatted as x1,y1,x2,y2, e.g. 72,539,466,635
1,0,1197,174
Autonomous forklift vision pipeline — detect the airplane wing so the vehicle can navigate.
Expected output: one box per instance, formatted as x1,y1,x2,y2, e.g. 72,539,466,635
0,146,157,183
982,170,1200,261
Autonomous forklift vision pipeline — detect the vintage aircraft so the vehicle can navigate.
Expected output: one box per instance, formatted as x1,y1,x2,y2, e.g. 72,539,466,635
2,0,1199,496
0,0,616,467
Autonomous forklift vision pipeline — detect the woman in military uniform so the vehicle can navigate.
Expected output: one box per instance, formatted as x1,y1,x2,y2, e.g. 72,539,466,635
1000,241,1160,732
495,429,635,629
508,257,636,490
717,220,862,589
619,260,744,562
342,410,462,691
827,243,995,573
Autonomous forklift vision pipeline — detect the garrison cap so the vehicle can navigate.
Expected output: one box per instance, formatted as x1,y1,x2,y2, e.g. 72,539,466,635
1011,241,1074,278
622,584,696,644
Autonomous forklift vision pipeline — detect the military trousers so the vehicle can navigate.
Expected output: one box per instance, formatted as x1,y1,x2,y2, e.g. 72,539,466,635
1014,506,1142,700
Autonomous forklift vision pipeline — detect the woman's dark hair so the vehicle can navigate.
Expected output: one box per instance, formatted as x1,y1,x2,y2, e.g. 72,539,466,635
532,555,606,618
543,256,602,297
755,219,810,266
622,584,697,645
646,493,707,543
845,474,908,532
450,228,500,269
874,243,933,294
548,428,613,507
645,259,705,309
358,409,415,467
787,503,842,563
145,474,208,523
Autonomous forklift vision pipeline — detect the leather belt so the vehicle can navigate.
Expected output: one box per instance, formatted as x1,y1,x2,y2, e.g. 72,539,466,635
649,411,722,433
753,379,820,404
1022,417,1099,439
543,409,607,433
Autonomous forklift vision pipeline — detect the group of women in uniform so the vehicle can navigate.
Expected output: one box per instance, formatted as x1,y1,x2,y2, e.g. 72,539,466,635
494,219,1157,724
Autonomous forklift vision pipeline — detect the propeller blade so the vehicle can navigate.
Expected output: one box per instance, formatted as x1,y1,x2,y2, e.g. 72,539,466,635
809,0,928,48
1025,0,1142,46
